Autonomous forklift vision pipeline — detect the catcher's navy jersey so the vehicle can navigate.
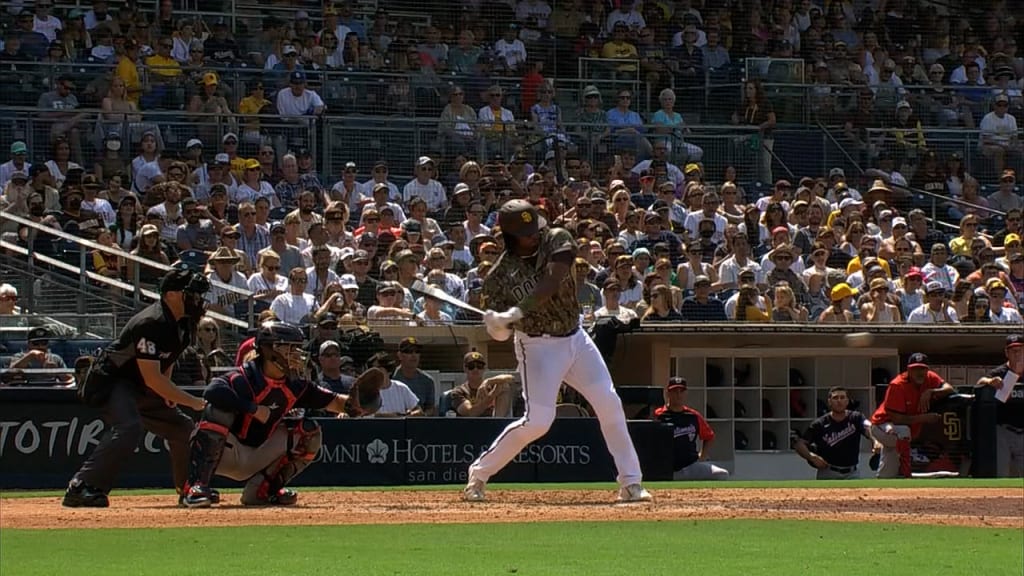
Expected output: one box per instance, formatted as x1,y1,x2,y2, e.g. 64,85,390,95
210,362,335,447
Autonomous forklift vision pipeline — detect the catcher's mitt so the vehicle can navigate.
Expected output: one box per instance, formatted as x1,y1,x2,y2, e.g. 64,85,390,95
345,367,387,417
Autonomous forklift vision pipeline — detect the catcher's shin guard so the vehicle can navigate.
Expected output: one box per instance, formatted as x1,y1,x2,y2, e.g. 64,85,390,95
184,407,233,493
242,419,322,506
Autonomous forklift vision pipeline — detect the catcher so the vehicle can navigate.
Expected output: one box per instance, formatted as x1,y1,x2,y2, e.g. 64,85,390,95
181,321,384,508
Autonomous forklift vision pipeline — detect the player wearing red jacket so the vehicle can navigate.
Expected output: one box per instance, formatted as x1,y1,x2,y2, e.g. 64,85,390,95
653,377,729,480
870,353,954,478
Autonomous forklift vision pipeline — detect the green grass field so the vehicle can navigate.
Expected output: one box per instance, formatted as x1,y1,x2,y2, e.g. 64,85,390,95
2,481,1022,576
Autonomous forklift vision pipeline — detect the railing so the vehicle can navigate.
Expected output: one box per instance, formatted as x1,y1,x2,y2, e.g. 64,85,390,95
0,212,254,330
0,314,117,339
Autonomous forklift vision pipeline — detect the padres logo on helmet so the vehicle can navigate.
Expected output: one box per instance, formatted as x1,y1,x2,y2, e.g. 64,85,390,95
499,199,546,237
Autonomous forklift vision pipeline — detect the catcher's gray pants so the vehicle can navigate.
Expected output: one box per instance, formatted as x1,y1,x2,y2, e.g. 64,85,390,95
73,378,194,492
996,425,1024,478
673,461,730,480
216,421,322,504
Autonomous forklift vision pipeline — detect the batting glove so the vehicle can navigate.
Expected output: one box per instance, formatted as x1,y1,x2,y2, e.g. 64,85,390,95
483,307,523,342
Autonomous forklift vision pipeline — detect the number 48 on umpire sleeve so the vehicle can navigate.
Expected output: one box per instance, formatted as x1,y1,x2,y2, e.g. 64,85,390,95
136,338,157,356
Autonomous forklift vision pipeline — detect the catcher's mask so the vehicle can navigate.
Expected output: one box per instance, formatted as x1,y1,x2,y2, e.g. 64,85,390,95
256,322,308,378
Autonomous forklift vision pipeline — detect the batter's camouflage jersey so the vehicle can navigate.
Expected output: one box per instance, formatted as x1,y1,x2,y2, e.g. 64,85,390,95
482,227,581,336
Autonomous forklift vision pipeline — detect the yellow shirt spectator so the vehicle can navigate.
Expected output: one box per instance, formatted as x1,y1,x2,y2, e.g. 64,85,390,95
116,57,142,106
145,53,182,80
239,94,271,136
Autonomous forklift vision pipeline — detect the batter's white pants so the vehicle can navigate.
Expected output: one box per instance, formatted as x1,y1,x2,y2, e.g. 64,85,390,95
468,329,643,487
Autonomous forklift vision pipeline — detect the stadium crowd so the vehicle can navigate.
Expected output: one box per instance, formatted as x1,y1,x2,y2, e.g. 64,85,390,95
1,0,1023,391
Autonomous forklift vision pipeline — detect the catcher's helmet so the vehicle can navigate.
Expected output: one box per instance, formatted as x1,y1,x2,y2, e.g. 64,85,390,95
498,199,546,237
256,322,306,348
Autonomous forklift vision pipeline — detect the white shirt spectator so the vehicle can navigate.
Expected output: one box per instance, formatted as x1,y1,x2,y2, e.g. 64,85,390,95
724,291,768,319
205,270,249,308
379,379,421,414
357,179,401,203
82,197,116,227
464,222,491,239
683,211,727,244
478,105,516,127
718,256,765,286
276,88,325,117
233,181,280,207
306,267,340,295
906,303,959,324
606,8,646,33
247,272,289,295
921,262,959,292
493,38,527,70
988,305,1023,324
402,179,447,213
416,310,454,325
0,160,31,188
45,159,82,190
84,9,111,31
978,110,1018,147
270,292,317,325
595,305,638,323
91,44,115,61
631,160,684,187
33,15,63,42
132,159,162,194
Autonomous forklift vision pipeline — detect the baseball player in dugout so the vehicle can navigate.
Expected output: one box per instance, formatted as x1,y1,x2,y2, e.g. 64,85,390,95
795,387,882,479
181,322,385,508
467,199,652,503
975,335,1024,477
869,353,955,478
64,266,212,508
653,377,730,480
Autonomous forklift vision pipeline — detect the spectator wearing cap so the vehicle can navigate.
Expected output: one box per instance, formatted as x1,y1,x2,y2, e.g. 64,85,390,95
0,142,31,190
391,337,438,416
439,86,480,155
817,282,857,323
8,327,73,387
680,275,728,321
14,9,49,60
594,278,639,323
1,168,32,222
187,72,232,140
493,23,527,73
173,197,215,251
989,171,1023,215
870,353,954,478
357,161,400,205
450,351,514,417
403,157,447,214
996,232,1022,271
367,281,416,325
982,279,1022,324
906,281,959,323
317,340,356,394
326,160,361,213
921,242,958,292
194,154,238,204
654,377,730,480
979,93,1022,173
276,70,325,117
860,277,901,323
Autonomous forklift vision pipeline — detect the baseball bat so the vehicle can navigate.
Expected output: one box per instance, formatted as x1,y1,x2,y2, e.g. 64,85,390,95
410,280,486,316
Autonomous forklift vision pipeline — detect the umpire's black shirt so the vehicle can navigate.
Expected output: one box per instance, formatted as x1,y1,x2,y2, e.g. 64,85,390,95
100,300,190,385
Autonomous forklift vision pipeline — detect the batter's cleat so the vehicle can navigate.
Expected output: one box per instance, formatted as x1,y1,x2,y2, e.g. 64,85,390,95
462,477,486,502
180,485,216,509
62,482,110,508
616,484,653,503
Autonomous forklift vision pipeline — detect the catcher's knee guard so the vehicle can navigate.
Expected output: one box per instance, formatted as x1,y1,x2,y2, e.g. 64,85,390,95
185,406,235,492
242,418,322,505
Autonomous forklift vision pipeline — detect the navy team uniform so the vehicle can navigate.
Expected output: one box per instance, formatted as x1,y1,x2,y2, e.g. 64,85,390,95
69,299,197,498
187,361,336,504
803,410,871,479
986,363,1024,477
653,404,729,480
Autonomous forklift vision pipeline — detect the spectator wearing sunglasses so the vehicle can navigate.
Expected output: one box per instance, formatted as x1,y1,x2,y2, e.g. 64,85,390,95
7,327,73,387
449,351,514,417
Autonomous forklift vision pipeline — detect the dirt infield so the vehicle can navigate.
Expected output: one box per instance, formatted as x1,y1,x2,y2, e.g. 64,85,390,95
2,487,1022,530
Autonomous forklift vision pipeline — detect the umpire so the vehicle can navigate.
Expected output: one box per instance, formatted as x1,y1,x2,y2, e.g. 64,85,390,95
63,266,212,508
795,386,881,479
976,335,1024,477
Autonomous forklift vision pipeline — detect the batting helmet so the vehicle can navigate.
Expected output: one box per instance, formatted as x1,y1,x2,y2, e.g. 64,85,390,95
498,199,546,237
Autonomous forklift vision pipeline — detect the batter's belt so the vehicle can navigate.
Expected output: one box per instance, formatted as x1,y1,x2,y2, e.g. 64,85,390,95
525,326,580,338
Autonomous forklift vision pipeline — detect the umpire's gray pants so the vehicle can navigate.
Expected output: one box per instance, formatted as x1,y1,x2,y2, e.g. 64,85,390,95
996,425,1024,478
673,461,730,480
74,379,194,492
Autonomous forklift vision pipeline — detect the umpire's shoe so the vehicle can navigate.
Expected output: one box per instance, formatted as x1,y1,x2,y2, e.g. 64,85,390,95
62,481,110,508
181,485,219,509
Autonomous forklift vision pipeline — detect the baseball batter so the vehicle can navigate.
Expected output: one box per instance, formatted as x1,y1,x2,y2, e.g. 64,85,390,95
795,386,881,479
466,199,652,503
182,322,384,507
975,335,1024,477
870,353,955,478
